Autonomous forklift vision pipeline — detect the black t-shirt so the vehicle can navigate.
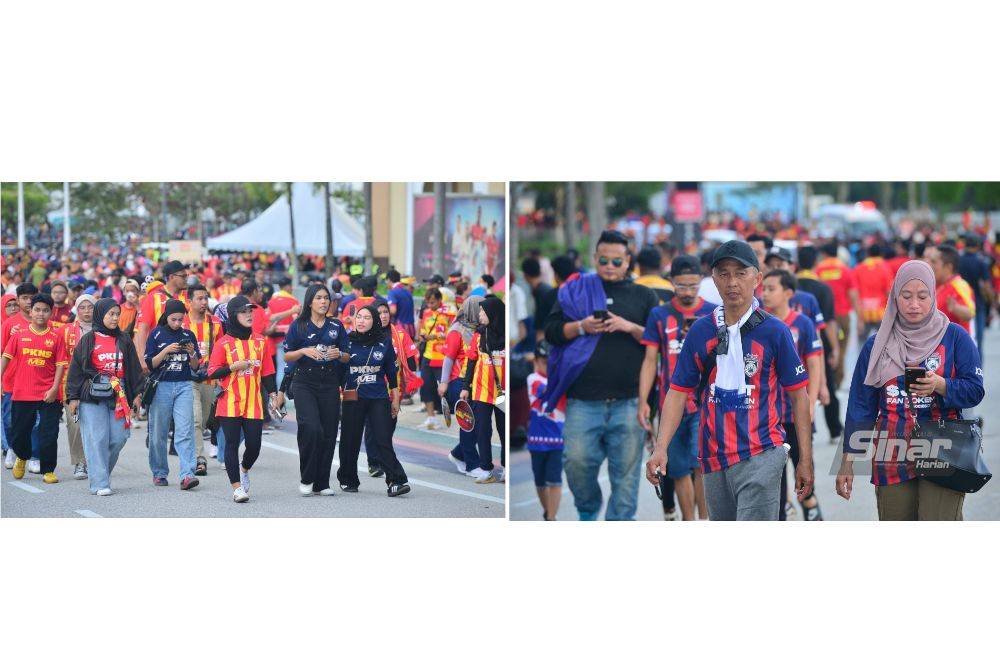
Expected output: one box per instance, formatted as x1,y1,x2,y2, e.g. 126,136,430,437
796,275,835,350
545,278,657,400
958,252,989,305
531,282,557,334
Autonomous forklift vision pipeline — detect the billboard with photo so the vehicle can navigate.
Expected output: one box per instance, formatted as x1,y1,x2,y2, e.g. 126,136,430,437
411,194,505,281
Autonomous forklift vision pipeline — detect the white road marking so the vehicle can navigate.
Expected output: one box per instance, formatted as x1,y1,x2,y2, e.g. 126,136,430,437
74,509,103,518
8,481,44,494
261,440,505,504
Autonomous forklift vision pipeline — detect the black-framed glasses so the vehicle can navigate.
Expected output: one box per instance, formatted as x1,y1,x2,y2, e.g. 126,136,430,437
597,257,625,268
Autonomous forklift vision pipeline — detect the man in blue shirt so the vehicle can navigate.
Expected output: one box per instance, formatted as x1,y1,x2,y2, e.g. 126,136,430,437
385,269,416,339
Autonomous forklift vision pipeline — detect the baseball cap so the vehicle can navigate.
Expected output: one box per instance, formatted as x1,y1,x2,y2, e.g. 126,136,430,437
669,254,701,277
161,260,189,277
712,240,759,270
764,247,793,265
424,274,445,285
400,276,415,286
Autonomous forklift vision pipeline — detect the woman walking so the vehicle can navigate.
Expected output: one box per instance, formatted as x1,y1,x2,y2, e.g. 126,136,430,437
65,298,145,496
461,295,506,484
336,304,410,497
438,295,484,477
283,284,350,496
207,295,278,503
837,260,984,520
144,298,201,490
62,294,96,480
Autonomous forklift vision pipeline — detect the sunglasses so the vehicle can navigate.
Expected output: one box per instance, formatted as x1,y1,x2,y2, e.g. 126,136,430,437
597,257,625,268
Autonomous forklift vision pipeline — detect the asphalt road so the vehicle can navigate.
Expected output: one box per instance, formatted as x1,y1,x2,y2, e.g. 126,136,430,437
511,318,1000,521
1,400,505,518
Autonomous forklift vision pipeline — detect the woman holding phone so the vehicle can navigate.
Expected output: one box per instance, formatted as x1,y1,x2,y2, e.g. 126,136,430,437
336,304,410,497
838,260,984,520
207,295,278,503
283,283,350,496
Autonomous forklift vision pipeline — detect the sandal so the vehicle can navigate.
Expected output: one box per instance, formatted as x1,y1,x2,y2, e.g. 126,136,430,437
195,457,208,477
802,495,823,521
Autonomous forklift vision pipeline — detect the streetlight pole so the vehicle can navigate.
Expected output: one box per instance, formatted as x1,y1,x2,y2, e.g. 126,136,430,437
433,182,446,276
63,182,71,252
17,182,25,248
364,182,374,274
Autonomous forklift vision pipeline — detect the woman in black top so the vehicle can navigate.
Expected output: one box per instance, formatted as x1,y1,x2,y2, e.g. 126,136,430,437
336,304,410,497
283,284,350,496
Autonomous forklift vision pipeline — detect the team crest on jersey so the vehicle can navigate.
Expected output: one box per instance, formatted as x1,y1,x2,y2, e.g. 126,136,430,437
925,353,940,372
45,339,54,347
743,353,759,377
372,349,384,361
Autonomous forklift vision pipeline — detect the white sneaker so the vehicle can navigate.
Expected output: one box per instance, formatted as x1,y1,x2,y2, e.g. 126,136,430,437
426,417,444,431
299,482,314,496
467,467,489,479
3,450,15,469
73,463,87,480
475,469,501,484
209,444,218,458
240,469,250,494
233,487,249,503
663,509,679,521
27,459,41,474
96,488,113,496
317,488,336,496
419,417,434,429
447,452,466,474
492,466,505,482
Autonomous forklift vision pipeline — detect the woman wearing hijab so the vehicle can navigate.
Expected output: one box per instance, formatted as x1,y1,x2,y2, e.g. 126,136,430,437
65,298,145,495
144,298,201,490
838,260,984,520
336,304,410,497
207,295,278,503
283,283,349,496
62,294,97,480
461,295,506,484
438,295,484,477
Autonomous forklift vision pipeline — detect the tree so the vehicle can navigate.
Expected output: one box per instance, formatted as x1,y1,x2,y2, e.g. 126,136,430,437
285,182,299,284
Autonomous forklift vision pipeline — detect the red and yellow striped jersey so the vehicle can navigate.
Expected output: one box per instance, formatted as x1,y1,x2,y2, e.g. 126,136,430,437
467,332,506,404
183,313,224,385
208,334,275,419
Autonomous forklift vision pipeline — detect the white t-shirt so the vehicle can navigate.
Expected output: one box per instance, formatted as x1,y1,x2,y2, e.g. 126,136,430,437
698,276,723,305
509,282,528,343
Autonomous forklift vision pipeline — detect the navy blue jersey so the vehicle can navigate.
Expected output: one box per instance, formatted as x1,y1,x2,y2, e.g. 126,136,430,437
774,310,822,423
344,338,398,400
283,317,349,374
844,323,984,486
790,289,825,333
145,326,199,382
386,284,415,326
670,309,808,473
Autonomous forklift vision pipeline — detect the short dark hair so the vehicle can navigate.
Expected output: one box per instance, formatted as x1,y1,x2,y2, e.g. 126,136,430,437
455,280,470,295
480,274,495,288
551,255,575,283
764,269,797,292
387,269,401,284
30,293,54,309
797,245,818,270
867,244,883,258
521,257,541,279
746,233,773,249
596,229,630,251
240,279,259,296
49,280,68,292
636,245,661,271
425,287,442,302
16,282,39,297
820,241,839,258
187,283,209,297
937,244,960,273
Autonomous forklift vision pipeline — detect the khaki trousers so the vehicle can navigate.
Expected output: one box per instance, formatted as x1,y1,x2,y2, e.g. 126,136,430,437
64,405,86,466
876,478,965,521
191,382,218,459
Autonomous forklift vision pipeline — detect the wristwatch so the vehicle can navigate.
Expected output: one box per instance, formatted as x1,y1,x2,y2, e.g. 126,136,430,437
577,321,585,337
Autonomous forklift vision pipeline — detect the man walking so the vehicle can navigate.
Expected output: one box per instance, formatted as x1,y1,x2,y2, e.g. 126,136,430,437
184,284,224,475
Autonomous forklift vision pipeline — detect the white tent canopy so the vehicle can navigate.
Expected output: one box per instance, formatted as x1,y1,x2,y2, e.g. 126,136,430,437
206,182,366,256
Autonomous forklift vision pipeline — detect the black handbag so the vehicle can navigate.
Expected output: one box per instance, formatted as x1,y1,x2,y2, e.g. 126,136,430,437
912,415,991,493
139,368,162,409
83,338,121,401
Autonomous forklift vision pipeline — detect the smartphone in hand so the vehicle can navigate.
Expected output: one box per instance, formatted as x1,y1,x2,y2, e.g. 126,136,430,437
904,367,926,393
593,309,609,321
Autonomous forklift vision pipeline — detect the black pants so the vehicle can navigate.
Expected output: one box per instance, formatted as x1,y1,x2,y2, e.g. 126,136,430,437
364,413,384,470
338,398,407,488
648,388,676,511
779,421,803,520
10,400,61,474
291,368,341,491
823,355,843,439
219,416,263,485
471,400,505,471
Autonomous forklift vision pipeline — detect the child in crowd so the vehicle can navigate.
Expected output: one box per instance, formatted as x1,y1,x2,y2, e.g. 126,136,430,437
526,341,565,520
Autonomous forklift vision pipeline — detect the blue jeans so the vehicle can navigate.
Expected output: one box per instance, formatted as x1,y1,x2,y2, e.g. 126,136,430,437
446,378,478,471
79,401,130,492
148,380,196,480
667,412,700,479
275,339,287,388
562,397,645,521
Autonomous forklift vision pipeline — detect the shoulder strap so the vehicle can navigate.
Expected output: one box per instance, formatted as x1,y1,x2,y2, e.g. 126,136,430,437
695,309,768,401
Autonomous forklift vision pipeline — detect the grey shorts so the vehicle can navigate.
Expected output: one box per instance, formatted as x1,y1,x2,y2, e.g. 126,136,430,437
702,446,787,521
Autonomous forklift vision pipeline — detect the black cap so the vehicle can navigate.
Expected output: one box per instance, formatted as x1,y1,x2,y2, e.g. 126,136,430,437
161,260,189,278
711,240,759,270
765,247,793,265
424,274,445,285
669,254,701,277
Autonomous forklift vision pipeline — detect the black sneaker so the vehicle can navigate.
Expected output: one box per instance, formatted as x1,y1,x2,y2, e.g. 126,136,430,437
387,482,411,497
195,457,208,476
340,483,359,493
368,465,384,478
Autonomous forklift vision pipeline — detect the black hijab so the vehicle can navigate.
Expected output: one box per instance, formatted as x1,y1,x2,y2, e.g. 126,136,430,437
295,283,329,335
479,294,505,353
157,298,187,328
225,295,255,340
92,298,122,337
349,304,385,347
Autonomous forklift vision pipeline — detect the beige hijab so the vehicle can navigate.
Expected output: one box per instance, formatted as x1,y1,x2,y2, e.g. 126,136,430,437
863,259,950,387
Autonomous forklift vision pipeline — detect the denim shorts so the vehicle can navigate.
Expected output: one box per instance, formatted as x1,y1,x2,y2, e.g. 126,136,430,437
530,449,563,487
667,412,700,479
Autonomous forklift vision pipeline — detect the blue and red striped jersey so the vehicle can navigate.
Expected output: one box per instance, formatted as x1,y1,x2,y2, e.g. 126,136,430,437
775,309,823,423
843,323,984,487
640,297,717,413
790,289,826,331
669,311,809,473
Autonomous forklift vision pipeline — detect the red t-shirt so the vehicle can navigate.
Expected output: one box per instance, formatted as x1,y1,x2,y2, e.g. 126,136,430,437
937,275,975,333
91,332,126,378
442,329,472,382
1,311,29,390
2,325,68,401
816,257,858,317
853,257,892,323
50,303,74,328
267,291,300,336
